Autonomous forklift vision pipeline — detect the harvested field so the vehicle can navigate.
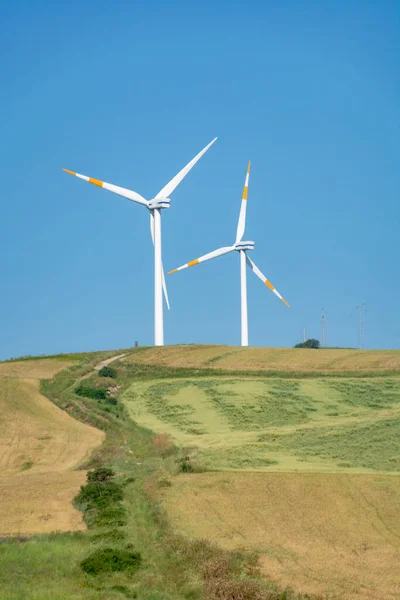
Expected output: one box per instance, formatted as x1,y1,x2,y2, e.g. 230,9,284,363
0,377,104,535
0,358,73,379
163,472,400,600
0,471,88,535
124,345,400,373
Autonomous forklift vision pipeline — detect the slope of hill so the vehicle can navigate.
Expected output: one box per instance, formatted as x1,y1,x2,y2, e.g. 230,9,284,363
125,345,400,373
1,346,399,600
0,360,104,535
164,472,400,600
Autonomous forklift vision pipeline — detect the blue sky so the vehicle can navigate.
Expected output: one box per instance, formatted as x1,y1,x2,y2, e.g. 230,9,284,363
0,1,399,359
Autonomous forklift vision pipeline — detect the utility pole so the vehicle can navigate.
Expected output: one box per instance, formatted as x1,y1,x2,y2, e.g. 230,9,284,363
321,308,326,348
357,302,366,350
303,328,306,343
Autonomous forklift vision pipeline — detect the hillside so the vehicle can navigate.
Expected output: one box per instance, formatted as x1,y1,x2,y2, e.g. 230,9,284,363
0,359,104,535
164,472,400,600
125,345,400,373
0,346,399,600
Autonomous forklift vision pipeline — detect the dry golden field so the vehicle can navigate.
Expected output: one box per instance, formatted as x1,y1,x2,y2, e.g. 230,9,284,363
0,358,73,379
163,472,400,600
0,362,104,536
126,345,400,373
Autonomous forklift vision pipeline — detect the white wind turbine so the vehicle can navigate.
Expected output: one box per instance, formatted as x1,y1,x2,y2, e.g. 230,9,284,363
63,137,217,346
168,162,290,346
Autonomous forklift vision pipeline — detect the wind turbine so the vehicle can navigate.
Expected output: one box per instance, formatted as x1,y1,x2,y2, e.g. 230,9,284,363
63,137,217,346
168,162,290,346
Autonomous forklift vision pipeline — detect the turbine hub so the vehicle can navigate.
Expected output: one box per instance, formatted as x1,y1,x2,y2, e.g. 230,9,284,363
234,240,255,251
148,198,171,210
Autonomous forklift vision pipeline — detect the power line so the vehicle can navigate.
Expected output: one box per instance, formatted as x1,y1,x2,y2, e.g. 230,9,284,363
357,302,366,350
321,308,326,348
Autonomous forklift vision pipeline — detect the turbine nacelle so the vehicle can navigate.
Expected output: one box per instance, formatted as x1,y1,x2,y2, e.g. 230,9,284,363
148,198,171,210
234,240,255,251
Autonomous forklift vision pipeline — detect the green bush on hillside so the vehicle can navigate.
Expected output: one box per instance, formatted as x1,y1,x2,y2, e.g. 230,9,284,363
99,365,117,378
75,384,108,400
294,338,320,349
75,481,123,510
80,547,141,575
87,466,115,483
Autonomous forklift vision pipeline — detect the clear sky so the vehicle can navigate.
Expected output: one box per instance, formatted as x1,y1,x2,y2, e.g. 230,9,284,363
0,1,399,359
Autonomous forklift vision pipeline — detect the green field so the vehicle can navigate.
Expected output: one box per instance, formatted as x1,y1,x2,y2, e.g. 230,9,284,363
123,376,400,473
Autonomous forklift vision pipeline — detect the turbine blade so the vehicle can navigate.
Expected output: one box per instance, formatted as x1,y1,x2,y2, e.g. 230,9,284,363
168,246,233,274
235,161,251,243
150,211,170,310
63,169,148,206
161,265,170,310
155,137,217,199
246,255,290,307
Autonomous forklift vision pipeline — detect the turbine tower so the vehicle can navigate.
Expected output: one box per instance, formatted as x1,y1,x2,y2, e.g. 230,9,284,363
63,138,217,346
168,162,290,346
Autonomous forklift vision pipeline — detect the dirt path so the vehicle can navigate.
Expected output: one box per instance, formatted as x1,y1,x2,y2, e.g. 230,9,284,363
79,353,127,382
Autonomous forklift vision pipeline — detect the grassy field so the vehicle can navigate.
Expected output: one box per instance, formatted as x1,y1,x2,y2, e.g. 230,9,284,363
0,362,104,535
125,345,400,373
123,375,400,472
163,472,400,600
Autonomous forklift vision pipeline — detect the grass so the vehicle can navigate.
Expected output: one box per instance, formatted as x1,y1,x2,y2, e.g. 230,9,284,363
258,416,400,472
123,375,400,473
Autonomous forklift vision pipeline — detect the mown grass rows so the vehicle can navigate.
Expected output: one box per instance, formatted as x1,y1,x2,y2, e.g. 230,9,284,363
124,374,400,472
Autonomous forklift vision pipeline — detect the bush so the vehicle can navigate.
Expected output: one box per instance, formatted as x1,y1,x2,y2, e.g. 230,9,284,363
75,384,108,400
294,338,320,349
75,481,123,510
87,466,115,483
180,456,194,473
99,365,117,378
92,505,127,528
80,547,141,575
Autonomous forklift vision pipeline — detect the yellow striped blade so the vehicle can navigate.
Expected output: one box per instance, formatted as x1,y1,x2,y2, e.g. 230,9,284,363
63,169,148,206
235,161,251,243
168,246,234,274
246,255,290,307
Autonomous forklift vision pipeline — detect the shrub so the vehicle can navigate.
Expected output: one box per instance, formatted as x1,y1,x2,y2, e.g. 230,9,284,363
75,384,107,400
99,365,117,378
92,505,127,528
180,456,194,473
294,338,320,349
80,547,141,575
75,481,123,510
87,466,115,483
